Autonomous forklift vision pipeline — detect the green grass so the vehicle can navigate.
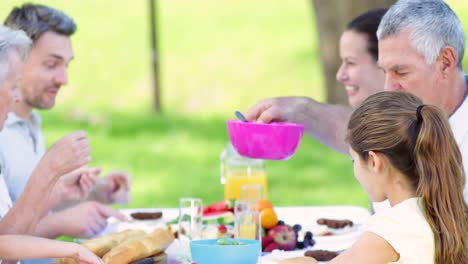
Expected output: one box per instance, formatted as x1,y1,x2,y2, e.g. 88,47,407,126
0,1,467,209
40,111,363,208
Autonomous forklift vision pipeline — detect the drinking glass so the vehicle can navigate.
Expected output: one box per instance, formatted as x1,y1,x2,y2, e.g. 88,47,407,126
234,200,261,240
178,197,203,240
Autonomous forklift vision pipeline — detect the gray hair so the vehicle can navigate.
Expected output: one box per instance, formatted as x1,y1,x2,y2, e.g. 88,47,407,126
4,3,76,42
377,0,465,68
0,25,32,81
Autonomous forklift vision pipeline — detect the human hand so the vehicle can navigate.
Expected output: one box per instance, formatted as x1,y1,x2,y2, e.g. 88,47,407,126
245,96,311,124
52,166,102,203
72,244,104,264
92,171,131,205
54,201,127,238
40,131,91,180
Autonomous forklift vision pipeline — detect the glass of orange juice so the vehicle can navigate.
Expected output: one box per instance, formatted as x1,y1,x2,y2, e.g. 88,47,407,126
220,143,268,200
234,200,261,240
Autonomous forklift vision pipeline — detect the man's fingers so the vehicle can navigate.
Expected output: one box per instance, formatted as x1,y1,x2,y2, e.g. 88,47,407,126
89,166,102,177
71,130,88,141
245,99,274,121
245,104,265,121
257,109,278,124
97,204,127,221
112,172,131,190
80,175,96,193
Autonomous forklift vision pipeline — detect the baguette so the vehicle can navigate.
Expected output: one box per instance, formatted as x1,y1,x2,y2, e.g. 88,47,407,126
82,229,146,257
129,253,167,264
103,228,174,264
55,229,146,264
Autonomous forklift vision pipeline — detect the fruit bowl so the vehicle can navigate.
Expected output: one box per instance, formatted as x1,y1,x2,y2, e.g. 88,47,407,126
226,120,304,160
190,238,261,264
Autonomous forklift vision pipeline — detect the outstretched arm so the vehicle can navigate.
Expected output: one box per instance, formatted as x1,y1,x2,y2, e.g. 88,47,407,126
245,96,352,154
0,235,103,263
34,201,127,239
0,131,91,235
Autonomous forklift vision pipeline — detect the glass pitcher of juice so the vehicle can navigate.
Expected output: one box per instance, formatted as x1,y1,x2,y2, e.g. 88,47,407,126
220,143,268,200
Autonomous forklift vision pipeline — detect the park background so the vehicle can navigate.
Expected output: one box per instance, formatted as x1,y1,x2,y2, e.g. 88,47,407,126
1,0,467,209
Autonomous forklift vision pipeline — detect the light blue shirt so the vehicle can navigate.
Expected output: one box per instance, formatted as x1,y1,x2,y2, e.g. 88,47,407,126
0,111,45,202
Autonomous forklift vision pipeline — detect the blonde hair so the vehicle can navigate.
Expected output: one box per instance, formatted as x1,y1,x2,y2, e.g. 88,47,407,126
347,91,468,264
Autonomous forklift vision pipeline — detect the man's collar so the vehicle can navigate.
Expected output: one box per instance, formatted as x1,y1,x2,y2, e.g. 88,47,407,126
5,111,42,127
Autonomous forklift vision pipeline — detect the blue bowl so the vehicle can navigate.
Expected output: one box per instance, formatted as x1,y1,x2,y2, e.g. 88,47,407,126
190,239,261,264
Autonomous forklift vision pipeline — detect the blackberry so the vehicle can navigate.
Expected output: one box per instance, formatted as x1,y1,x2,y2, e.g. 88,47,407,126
292,224,302,233
310,238,316,247
296,241,305,249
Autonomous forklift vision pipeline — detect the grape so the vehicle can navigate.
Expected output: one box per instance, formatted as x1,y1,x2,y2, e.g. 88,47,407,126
292,224,302,233
296,241,305,249
310,238,316,247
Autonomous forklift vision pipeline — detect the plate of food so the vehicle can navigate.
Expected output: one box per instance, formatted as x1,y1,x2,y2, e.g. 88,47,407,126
102,208,178,236
260,206,370,263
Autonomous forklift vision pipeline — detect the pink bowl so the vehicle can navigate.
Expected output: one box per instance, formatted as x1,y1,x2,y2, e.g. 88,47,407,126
227,120,304,160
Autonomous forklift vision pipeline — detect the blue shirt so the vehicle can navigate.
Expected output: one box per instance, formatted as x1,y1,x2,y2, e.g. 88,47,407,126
0,111,45,202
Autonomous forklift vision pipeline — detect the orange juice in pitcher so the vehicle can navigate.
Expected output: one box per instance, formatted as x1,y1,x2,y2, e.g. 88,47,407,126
220,143,268,200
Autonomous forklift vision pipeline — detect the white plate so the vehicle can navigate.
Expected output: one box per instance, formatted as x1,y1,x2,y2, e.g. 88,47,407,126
100,208,179,236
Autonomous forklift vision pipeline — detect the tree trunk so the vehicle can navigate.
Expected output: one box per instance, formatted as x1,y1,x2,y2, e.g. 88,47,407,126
312,0,397,105
149,0,161,112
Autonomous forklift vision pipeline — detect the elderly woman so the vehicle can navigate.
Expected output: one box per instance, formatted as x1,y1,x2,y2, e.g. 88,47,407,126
0,25,101,263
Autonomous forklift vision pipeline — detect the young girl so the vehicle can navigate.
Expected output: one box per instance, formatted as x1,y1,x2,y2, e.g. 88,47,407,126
284,92,467,264
0,235,103,263
343,91,467,263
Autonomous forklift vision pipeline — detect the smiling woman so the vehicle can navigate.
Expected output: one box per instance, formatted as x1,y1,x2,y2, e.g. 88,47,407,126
336,8,386,108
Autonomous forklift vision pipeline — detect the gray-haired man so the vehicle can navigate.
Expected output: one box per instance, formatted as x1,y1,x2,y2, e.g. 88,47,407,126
246,0,468,202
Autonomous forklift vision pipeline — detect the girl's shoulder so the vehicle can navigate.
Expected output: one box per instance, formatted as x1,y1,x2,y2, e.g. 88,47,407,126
364,198,434,263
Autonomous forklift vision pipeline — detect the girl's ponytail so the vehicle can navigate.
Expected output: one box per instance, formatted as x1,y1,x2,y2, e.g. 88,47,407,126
413,105,468,264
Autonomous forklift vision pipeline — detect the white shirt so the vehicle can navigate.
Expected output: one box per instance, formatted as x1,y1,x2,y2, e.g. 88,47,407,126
365,198,434,264
448,75,468,203
0,112,45,202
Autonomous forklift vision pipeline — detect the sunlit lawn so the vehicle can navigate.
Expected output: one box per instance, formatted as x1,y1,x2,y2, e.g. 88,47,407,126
1,0,467,209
